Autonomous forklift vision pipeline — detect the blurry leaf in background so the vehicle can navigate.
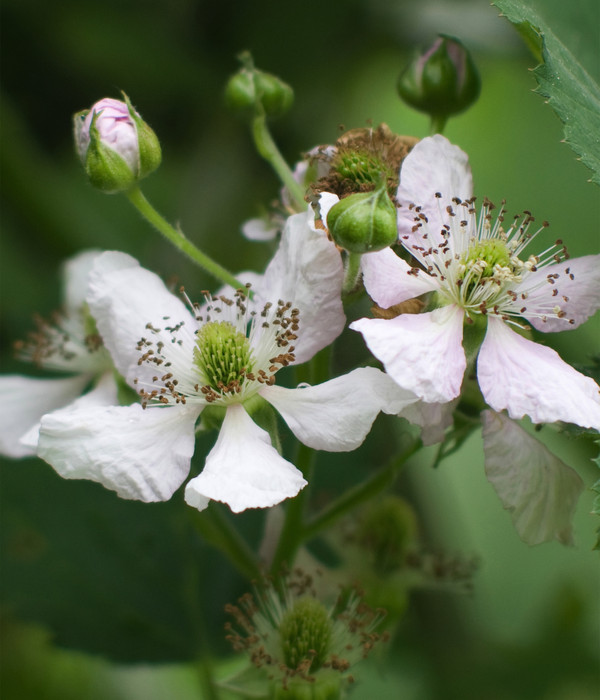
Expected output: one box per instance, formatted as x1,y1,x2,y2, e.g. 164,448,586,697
493,0,600,183
0,448,244,663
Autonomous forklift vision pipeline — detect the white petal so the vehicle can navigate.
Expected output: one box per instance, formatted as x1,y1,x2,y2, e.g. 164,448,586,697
37,402,199,502
242,217,279,241
262,367,418,451
20,371,119,451
184,404,306,513
87,251,197,387
361,248,438,308
257,206,345,364
478,317,600,429
396,135,473,245
482,410,584,545
0,374,90,458
518,255,600,332
400,399,457,446
61,249,103,312
350,305,466,403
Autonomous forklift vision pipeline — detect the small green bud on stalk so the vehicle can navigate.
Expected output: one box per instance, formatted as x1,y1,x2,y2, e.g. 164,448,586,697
225,52,294,120
74,95,161,193
326,181,398,254
397,35,480,129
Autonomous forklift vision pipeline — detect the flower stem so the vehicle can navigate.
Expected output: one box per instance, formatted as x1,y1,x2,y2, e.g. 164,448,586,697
429,114,448,135
342,252,363,297
303,438,422,540
192,505,262,581
251,114,306,211
126,186,249,293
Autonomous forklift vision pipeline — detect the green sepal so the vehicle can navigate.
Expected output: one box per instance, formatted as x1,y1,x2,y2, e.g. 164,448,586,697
122,91,162,178
85,112,136,193
326,181,398,254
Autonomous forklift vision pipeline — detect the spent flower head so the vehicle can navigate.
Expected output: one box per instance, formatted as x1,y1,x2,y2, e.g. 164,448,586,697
225,570,387,697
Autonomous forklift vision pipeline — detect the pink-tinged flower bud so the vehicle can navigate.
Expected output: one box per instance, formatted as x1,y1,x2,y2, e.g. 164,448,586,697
73,94,161,193
397,35,480,122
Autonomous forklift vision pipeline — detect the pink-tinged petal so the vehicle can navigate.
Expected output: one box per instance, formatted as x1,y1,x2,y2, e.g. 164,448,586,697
350,305,466,403
257,206,345,364
482,411,584,545
261,367,418,452
478,317,600,429
396,135,473,245
87,251,197,386
517,255,600,332
20,371,119,451
400,399,457,446
62,249,103,312
361,248,438,308
0,374,91,458
37,402,199,502
184,404,306,513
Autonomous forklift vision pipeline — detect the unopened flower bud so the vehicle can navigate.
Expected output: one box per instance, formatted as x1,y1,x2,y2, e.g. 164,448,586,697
397,35,480,121
73,95,161,193
225,52,294,120
326,182,398,253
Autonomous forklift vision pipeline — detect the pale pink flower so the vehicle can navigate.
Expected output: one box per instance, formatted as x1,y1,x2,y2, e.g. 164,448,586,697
351,135,600,430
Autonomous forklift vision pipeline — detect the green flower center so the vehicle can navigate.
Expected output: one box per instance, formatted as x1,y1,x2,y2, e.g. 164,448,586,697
279,597,332,673
461,239,512,278
194,321,254,392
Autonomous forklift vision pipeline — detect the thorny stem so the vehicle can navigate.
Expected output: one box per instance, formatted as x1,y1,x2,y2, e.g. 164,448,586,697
251,113,306,211
126,186,249,294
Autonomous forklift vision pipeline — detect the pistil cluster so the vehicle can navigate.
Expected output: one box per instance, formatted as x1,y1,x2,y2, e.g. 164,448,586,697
404,195,572,326
134,287,299,408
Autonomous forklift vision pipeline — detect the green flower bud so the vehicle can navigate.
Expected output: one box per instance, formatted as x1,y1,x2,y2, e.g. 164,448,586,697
397,35,480,121
357,496,418,574
225,52,294,120
326,181,398,253
73,95,161,193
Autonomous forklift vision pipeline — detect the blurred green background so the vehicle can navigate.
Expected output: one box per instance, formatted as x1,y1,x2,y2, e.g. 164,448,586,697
1,0,599,698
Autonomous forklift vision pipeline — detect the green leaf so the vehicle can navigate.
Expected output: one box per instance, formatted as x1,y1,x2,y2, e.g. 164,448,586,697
493,0,600,184
0,457,242,663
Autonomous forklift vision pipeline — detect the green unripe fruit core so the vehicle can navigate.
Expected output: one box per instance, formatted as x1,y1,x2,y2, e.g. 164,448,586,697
194,321,254,391
279,597,332,673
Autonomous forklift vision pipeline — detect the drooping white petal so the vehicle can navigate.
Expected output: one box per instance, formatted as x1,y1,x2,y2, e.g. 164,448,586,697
20,371,119,451
482,410,584,545
257,205,345,364
396,135,473,247
62,249,103,312
37,402,199,502
400,399,457,446
477,317,600,429
0,374,91,458
242,217,279,241
350,305,466,403
184,404,306,513
517,255,600,332
261,367,418,452
361,248,439,308
87,251,198,388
